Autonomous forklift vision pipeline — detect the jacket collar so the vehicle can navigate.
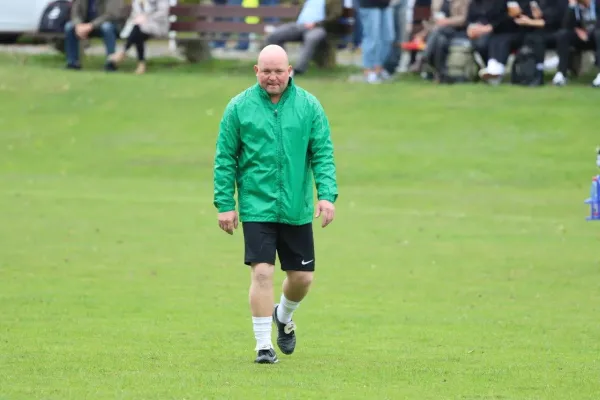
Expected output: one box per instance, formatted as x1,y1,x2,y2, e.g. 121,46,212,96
256,76,295,105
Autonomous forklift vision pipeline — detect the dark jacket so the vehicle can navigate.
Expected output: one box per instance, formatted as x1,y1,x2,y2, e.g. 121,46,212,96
71,0,124,28
524,0,567,31
562,0,599,32
466,0,517,33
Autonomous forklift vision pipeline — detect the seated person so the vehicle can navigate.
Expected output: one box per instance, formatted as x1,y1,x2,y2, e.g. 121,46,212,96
464,0,510,65
264,0,344,76
516,0,567,84
109,0,170,74
552,0,600,86
65,0,124,71
478,0,531,83
419,0,472,81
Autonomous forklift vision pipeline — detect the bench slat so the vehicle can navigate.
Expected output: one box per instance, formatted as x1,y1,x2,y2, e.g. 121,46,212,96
170,4,300,19
171,21,270,34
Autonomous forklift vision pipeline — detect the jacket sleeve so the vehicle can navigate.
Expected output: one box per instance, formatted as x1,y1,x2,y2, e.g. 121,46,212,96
213,100,241,213
466,2,477,25
71,0,84,25
562,4,577,29
91,0,124,29
488,1,511,31
446,0,470,27
540,0,565,29
309,100,338,204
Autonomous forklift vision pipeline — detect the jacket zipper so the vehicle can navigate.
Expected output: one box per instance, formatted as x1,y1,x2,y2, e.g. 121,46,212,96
274,108,283,221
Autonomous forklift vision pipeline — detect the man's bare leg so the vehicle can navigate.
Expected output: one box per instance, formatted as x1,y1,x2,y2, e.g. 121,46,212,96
273,270,314,355
250,263,278,363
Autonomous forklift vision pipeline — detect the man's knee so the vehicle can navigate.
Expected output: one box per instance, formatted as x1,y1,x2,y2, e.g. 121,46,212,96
251,263,275,288
306,28,327,44
64,21,75,34
100,21,116,35
286,271,314,288
555,29,570,43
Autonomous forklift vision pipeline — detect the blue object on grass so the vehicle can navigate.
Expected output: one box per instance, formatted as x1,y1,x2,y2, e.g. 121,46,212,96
585,175,600,221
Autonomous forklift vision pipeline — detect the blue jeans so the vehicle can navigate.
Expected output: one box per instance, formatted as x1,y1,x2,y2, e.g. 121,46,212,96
352,0,363,48
359,7,394,69
65,20,117,66
383,0,407,74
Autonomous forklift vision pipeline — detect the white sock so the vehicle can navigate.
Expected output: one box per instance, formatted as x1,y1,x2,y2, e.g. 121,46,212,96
277,295,300,324
536,63,544,71
252,316,272,351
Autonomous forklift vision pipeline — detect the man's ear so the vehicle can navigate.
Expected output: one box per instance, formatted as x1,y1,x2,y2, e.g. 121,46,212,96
254,65,259,75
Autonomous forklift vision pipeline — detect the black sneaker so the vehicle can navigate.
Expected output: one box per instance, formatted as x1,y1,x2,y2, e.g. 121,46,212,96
104,61,117,72
254,348,278,364
273,304,296,355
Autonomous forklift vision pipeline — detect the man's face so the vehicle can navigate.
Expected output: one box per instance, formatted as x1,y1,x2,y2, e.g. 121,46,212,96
254,58,292,96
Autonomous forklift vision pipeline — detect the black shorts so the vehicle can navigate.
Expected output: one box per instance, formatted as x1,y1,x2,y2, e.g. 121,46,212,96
242,222,315,271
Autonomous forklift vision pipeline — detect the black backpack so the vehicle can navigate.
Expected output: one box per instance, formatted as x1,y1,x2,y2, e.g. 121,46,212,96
510,45,542,86
39,0,72,33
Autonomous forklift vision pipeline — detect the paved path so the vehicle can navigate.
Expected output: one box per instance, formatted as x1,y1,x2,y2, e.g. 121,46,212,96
0,39,366,67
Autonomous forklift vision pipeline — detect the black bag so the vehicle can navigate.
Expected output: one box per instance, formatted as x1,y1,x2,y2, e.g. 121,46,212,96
510,45,542,86
39,0,72,33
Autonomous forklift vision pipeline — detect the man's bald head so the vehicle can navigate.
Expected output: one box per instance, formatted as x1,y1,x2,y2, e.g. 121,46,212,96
257,44,289,67
254,45,292,101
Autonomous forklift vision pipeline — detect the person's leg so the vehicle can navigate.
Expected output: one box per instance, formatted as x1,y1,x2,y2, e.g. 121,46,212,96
273,223,316,355
471,33,490,65
432,26,455,78
97,21,118,70
481,33,520,82
523,31,546,83
212,0,228,48
591,29,600,87
110,24,142,65
133,28,151,74
64,21,81,68
359,7,380,82
296,27,327,74
376,6,395,78
352,0,363,48
422,27,442,68
383,0,407,74
265,22,303,47
553,28,577,85
242,222,279,363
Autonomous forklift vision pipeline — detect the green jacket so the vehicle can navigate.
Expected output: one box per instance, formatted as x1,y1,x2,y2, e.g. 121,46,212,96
213,78,338,225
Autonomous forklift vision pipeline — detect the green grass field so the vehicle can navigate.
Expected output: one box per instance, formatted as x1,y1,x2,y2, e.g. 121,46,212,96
1,53,599,399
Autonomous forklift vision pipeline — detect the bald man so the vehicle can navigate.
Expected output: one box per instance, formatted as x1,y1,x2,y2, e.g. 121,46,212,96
213,45,338,364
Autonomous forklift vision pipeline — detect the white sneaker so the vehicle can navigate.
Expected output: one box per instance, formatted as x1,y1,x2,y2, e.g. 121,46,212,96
366,71,381,84
478,68,502,85
552,72,566,86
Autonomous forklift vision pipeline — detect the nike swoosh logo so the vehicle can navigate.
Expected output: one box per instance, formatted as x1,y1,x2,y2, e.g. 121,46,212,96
301,259,313,265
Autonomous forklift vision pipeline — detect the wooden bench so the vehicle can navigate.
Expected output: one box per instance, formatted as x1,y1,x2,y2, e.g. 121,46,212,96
170,4,353,67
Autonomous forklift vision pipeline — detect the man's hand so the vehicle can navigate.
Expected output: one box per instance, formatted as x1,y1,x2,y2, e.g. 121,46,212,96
435,18,450,27
304,22,316,29
314,200,335,228
134,14,147,25
218,210,238,235
75,23,93,39
514,15,533,25
575,27,589,41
